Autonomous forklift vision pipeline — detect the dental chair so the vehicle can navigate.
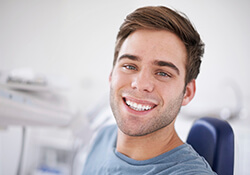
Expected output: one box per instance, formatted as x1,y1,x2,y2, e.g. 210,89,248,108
186,117,234,175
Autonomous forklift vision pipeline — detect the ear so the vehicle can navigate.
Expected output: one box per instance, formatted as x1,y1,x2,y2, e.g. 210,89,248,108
182,79,196,106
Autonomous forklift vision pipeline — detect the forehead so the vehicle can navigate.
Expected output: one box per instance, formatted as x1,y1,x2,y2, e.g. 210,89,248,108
119,29,186,59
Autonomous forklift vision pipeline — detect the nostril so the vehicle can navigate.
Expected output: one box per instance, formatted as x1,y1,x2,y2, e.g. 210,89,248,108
131,80,154,92
130,72,155,92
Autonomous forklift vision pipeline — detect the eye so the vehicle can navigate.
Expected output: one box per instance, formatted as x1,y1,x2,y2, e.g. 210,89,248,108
123,64,137,71
156,71,171,78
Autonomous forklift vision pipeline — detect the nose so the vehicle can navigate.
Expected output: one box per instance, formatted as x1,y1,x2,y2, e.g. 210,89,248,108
131,69,155,93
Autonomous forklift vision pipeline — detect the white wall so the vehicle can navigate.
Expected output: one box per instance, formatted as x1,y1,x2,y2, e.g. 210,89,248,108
0,0,250,174
1,0,249,115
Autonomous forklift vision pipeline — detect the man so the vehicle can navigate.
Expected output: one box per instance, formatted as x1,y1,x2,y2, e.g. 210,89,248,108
82,6,216,174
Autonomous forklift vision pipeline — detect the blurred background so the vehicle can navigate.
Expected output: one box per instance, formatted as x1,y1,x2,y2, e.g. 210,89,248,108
0,0,249,174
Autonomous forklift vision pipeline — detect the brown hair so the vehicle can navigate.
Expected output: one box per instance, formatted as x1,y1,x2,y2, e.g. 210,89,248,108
113,6,204,85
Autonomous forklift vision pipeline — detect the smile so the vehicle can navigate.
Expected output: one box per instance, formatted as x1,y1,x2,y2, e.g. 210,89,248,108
123,98,156,112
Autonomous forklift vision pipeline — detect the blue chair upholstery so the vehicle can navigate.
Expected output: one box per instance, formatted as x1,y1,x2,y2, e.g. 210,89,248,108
186,117,234,175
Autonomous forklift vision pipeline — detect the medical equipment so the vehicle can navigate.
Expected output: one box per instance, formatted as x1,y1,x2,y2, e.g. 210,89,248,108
0,69,76,175
0,69,74,127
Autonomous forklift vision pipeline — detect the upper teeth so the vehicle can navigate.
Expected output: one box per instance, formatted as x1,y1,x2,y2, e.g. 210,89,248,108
126,100,153,111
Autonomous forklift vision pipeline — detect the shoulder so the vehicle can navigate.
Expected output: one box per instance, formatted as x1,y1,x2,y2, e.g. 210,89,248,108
167,143,216,174
83,124,118,172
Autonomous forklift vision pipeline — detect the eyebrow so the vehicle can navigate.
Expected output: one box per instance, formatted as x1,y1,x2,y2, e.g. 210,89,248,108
154,60,180,75
118,54,180,75
118,54,141,62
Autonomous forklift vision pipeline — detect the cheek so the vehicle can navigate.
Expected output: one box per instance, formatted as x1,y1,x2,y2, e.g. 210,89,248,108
159,83,185,102
110,70,130,89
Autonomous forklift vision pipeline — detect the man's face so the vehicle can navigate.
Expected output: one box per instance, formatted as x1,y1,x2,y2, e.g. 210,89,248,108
110,29,194,136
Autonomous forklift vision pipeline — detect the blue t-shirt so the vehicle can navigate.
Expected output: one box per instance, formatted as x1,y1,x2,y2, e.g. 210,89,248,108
82,125,216,175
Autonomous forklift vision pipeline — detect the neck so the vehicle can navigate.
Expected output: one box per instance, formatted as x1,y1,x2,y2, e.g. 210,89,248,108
116,122,183,161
